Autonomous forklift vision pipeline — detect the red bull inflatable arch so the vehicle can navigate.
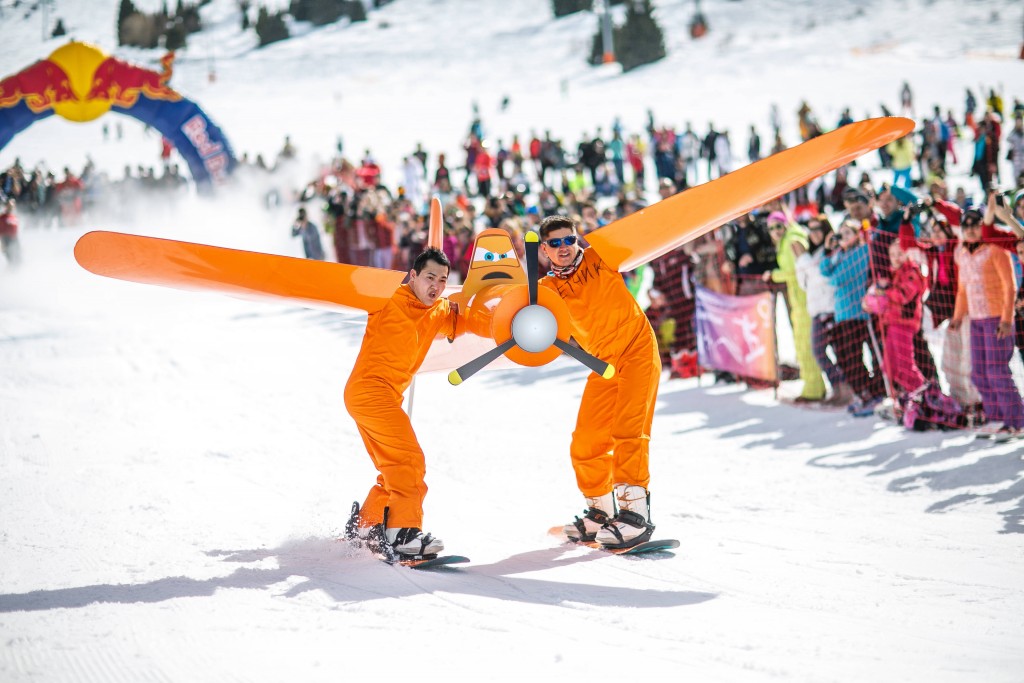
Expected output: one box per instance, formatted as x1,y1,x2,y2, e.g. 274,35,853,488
0,41,235,187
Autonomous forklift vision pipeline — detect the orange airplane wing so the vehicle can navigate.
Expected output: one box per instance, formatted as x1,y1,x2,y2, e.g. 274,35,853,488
74,230,408,314
586,116,914,272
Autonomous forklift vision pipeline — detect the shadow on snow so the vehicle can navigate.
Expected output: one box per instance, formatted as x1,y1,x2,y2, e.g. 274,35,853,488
656,376,1024,534
0,537,715,614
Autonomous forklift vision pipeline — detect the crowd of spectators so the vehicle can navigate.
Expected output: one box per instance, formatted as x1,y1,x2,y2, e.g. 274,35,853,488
280,85,1024,438
3,84,1023,438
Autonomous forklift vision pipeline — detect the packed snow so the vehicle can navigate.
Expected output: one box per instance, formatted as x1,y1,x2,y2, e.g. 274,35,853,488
1,1,1023,681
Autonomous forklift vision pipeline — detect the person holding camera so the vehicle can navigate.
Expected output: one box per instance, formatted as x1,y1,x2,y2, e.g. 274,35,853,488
820,220,886,411
291,207,325,261
1006,114,1024,186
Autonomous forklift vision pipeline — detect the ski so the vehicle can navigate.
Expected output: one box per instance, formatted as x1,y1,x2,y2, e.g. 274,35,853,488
548,526,679,556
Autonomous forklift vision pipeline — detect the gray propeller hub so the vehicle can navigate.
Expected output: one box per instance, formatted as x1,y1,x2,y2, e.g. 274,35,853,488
511,305,557,353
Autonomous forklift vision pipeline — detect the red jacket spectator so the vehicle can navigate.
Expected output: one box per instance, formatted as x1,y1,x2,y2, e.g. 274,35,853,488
0,203,18,237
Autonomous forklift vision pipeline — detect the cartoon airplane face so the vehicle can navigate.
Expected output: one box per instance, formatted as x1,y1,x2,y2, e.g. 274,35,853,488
445,228,577,377
460,228,527,299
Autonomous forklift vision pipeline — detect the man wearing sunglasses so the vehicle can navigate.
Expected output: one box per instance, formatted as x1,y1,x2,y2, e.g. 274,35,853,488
539,216,661,549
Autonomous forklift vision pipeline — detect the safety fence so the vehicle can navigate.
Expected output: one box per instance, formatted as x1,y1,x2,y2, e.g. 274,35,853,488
648,225,1024,434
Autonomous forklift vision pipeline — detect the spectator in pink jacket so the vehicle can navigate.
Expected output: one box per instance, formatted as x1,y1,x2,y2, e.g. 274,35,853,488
872,237,928,394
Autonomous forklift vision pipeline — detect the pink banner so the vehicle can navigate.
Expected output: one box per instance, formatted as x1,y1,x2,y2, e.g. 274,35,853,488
695,286,777,381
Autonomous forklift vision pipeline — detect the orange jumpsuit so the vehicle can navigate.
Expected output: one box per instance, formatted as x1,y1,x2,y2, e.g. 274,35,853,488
344,284,458,530
540,248,661,497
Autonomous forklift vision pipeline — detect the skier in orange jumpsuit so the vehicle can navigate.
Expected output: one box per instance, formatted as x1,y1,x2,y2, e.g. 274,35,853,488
538,215,662,548
344,248,459,557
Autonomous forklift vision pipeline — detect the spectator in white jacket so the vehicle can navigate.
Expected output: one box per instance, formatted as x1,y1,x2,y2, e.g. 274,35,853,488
795,215,854,406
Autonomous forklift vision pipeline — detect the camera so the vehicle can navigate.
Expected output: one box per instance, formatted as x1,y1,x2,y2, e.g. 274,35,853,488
906,201,929,217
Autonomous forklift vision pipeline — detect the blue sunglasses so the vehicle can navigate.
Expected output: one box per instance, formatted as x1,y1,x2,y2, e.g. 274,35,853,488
544,235,579,248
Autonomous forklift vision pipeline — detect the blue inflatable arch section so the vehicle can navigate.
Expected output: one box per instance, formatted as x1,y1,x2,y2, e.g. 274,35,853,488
115,96,237,187
0,95,236,188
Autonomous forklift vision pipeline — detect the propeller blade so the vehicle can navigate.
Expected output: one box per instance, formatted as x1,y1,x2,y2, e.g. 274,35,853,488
525,231,539,306
448,338,517,385
553,339,615,379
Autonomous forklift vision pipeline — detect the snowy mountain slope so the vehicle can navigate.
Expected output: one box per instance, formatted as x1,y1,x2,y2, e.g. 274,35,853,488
2,0,1022,184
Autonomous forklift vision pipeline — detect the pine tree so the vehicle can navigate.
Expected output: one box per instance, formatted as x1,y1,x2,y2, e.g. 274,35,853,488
164,18,187,49
308,0,344,26
289,0,311,21
255,5,290,46
346,0,367,22
552,0,592,18
117,0,139,45
51,18,67,37
240,0,251,30
118,0,137,24
615,0,665,72
181,2,202,32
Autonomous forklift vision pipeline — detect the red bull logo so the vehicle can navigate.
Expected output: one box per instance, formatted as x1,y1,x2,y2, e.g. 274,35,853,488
2,40,236,187
0,42,181,122
0,59,78,114
86,52,181,109
182,115,229,182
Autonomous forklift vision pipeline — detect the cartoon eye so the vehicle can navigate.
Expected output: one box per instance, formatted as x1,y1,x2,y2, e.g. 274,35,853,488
473,246,514,264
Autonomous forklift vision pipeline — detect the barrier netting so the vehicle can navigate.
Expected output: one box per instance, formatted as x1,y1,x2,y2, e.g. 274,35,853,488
645,213,1024,434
